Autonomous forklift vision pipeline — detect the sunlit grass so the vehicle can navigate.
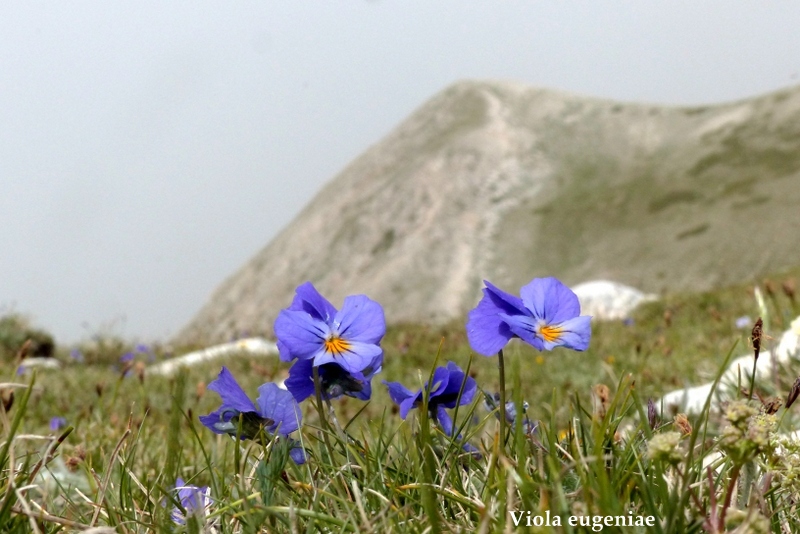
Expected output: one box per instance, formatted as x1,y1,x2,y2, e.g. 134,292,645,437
2,269,800,532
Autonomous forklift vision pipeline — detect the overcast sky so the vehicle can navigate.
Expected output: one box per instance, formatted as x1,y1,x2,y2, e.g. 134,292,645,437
2,2,799,345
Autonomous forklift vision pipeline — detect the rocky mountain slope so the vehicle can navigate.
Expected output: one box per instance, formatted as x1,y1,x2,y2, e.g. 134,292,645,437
177,81,800,344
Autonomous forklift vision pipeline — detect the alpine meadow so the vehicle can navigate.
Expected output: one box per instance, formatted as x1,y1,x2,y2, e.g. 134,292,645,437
4,81,800,533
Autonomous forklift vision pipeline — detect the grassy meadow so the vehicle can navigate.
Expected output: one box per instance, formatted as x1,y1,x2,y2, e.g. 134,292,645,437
2,269,800,532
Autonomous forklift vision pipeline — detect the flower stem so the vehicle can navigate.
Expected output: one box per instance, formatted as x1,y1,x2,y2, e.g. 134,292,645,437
498,348,507,447
312,366,334,458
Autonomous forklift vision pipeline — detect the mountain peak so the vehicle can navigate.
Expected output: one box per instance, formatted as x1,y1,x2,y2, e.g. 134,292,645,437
176,82,800,344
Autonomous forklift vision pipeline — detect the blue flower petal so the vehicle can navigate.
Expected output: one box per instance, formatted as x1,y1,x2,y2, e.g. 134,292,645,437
171,478,210,525
427,366,452,398
274,310,330,361
355,355,382,401
287,358,377,402
50,416,67,431
384,380,422,419
276,339,293,362
285,359,316,403
435,362,477,408
198,409,234,435
466,288,517,356
448,362,477,406
520,277,581,325
289,444,307,465
547,315,592,351
498,312,544,350
462,442,482,457
435,403,480,457
399,395,420,419
386,363,476,421
256,383,302,436
178,484,205,515
276,284,386,373
435,404,454,436
384,380,415,406
291,282,338,322
431,362,464,408
334,295,386,344
469,277,592,355
365,353,383,376
483,281,527,313
353,379,372,401
206,367,258,415
314,341,382,373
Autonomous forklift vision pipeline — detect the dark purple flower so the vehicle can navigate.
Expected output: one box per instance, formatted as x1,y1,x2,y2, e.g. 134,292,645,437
467,277,592,356
384,362,477,440
170,477,211,525
274,282,385,373
199,367,305,464
49,416,67,432
285,354,382,403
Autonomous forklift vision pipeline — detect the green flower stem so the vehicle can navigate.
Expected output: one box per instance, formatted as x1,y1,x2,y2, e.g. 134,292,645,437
312,365,334,459
498,348,507,448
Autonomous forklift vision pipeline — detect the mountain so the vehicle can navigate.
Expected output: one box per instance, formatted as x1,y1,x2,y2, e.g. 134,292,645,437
176,80,800,344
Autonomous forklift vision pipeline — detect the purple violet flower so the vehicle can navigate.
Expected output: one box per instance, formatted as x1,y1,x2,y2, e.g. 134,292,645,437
285,354,382,403
199,367,306,464
120,352,134,363
170,477,211,526
69,348,84,363
49,416,67,432
384,362,477,440
274,282,385,373
467,277,592,356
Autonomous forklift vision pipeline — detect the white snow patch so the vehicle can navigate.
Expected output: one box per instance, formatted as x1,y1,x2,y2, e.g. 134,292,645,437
147,337,278,377
572,280,657,320
657,317,800,415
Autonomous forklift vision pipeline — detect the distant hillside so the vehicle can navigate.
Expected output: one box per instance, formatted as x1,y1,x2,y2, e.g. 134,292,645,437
176,81,800,344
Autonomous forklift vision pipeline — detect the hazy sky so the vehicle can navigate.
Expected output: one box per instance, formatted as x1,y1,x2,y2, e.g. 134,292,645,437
2,2,799,345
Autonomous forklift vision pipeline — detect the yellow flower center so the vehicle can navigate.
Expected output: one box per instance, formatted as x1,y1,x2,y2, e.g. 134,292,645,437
324,336,351,356
539,324,563,343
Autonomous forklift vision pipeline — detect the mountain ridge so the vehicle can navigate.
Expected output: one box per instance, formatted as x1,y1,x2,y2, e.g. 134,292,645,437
176,80,800,344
